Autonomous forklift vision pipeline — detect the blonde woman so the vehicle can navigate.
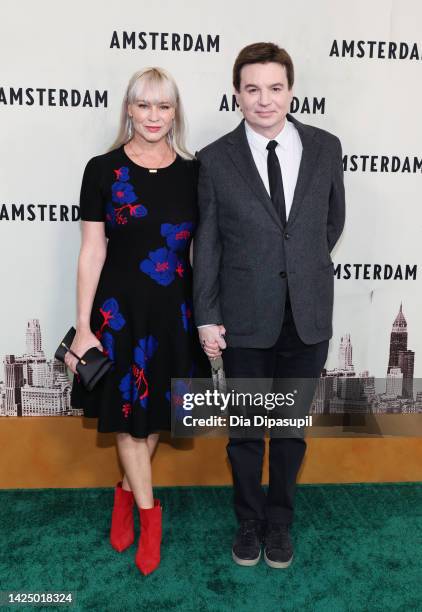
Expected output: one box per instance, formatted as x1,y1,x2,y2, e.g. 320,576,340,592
68,68,205,575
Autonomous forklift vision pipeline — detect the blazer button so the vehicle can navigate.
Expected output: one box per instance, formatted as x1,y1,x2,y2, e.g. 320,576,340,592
284,233,291,240
280,271,287,278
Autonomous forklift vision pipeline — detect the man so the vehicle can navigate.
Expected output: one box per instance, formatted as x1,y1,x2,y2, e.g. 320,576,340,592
193,42,345,568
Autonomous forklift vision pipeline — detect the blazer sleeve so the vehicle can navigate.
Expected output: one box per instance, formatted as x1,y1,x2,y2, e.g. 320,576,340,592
192,154,223,327
327,137,346,253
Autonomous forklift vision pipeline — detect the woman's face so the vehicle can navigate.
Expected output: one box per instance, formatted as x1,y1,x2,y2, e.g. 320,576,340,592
128,85,176,144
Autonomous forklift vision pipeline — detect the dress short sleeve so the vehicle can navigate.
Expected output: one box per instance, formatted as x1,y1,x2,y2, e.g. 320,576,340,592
79,156,105,221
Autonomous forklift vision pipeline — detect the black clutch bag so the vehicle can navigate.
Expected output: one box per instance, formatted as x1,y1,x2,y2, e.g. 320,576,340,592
55,327,113,391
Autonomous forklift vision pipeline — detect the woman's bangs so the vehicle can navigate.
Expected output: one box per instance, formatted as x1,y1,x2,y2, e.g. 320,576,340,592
130,73,176,106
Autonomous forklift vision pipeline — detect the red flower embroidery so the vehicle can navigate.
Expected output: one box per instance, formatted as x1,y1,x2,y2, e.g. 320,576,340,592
175,230,191,241
132,364,149,402
155,261,169,272
122,403,132,418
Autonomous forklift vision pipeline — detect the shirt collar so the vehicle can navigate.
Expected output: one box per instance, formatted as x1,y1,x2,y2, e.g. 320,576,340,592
245,117,292,153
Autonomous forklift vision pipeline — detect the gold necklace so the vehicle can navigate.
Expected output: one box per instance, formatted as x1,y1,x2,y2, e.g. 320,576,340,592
128,141,174,174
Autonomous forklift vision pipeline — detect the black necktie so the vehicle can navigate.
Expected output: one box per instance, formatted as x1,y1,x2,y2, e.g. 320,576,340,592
266,140,286,226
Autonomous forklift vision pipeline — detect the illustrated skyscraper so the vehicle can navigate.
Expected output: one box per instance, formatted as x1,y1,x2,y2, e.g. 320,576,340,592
386,303,415,400
4,355,25,416
398,349,415,399
386,368,403,397
26,319,42,356
338,334,354,371
387,303,407,372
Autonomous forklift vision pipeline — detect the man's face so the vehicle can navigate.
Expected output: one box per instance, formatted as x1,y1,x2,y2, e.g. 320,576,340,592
235,62,293,137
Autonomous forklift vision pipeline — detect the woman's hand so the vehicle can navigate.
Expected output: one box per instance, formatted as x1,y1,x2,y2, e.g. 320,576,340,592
64,328,104,375
198,325,227,359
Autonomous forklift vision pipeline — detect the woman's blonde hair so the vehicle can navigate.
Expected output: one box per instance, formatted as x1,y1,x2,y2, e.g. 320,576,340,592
110,67,192,159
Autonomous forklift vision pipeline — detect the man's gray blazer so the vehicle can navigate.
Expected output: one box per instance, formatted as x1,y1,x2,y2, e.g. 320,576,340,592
193,114,345,348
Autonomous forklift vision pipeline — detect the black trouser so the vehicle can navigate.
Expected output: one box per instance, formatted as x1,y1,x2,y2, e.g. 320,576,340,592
224,293,329,525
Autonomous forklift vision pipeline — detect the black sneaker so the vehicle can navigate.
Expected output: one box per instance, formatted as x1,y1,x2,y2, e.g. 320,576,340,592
263,523,293,568
232,519,263,566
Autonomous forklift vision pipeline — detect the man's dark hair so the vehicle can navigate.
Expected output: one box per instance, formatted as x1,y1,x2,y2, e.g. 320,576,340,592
233,42,294,91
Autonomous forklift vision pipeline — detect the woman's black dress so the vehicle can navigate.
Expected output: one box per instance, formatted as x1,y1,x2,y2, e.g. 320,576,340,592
71,146,206,438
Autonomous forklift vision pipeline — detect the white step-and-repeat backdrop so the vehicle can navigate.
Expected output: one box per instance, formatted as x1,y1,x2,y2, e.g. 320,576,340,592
1,0,421,417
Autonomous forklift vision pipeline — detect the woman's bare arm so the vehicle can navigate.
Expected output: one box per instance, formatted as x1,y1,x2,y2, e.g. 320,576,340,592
65,221,107,373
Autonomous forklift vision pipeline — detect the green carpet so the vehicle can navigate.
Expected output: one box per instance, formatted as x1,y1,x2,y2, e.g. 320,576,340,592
0,483,421,612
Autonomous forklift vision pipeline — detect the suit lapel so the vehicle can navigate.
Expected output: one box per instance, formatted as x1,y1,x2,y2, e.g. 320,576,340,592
226,117,322,231
286,114,321,227
226,121,284,231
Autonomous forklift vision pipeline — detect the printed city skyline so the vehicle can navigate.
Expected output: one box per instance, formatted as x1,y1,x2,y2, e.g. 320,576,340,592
312,303,422,414
0,319,82,417
1,304,421,417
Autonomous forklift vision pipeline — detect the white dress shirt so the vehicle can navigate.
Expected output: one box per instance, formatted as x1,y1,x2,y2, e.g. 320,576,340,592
198,117,303,329
244,117,303,220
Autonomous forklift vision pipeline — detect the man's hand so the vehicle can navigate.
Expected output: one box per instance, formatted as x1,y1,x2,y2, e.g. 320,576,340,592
198,325,227,359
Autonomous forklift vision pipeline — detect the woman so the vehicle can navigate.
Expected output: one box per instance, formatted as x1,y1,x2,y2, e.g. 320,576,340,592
68,67,205,575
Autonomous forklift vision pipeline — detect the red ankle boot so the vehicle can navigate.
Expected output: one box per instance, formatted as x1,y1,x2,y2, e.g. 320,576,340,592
135,499,162,575
110,481,135,552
